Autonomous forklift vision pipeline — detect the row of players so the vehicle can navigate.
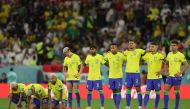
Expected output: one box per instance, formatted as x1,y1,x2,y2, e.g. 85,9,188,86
8,39,189,109
8,76,67,109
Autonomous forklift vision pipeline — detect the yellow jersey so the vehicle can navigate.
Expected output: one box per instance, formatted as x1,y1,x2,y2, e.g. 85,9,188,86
124,49,145,73
166,51,187,77
63,53,81,80
104,52,125,78
48,79,67,100
85,54,105,80
143,52,164,79
10,83,25,94
25,84,48,98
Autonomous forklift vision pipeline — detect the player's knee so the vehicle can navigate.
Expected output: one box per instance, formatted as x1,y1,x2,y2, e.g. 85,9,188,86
30,105,36,109
49,103,55,109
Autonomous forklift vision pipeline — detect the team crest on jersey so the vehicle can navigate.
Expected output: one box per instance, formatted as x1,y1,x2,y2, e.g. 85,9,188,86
116,56,120,61
72,60,75,64
133,51,137,55
174,57,177,61
154,57,157,60
95,59,99,64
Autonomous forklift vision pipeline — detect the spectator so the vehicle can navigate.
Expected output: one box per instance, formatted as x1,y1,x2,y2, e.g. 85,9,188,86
0,72,8,83
7,68,17,83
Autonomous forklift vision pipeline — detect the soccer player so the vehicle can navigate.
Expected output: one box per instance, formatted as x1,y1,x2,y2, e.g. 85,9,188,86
25,84,48,109
124,39,145,109
63,47,83,109
104,43,125,109
48,75,68,109
164,40,189,109
85,45,106,109
8,83,26,109
142,42,164,109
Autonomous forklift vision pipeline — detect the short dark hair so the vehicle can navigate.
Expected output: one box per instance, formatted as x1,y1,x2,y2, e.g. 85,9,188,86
110,43,118,46
128,38,135,42
90,45,97,49
10,68,13,71
150,42,158,45
171,40,179,45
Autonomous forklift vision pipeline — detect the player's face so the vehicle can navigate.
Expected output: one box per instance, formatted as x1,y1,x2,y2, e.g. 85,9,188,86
12,86,18,91
64,51,70,56
171,43,178,51
90,48,97,55
110,45,117,54
50,76,57,84
128,41,135,49
149,44,157,52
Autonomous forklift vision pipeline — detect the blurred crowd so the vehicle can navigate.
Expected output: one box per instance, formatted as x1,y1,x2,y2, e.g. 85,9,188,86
0,0,190,65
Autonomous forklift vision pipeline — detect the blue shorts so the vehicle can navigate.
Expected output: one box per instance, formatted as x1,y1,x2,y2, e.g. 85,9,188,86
146,79,162,91
109,78,122,90
166,76,182,86
31,98,48,108
125,73,141,88
12,94,20,104
12,94,26,104
52,99,67,107
87,80,102,90
67,80,80,85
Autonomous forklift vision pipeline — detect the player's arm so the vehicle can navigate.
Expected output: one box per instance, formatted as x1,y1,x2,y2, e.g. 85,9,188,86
79,62,84,75
180,61,189,75
17,92,24,108
38,91,43,109
163,60,169,76
48,86,51,107
8,93,12,109
63,65,67,80
26,95,31,109
59,89,63,104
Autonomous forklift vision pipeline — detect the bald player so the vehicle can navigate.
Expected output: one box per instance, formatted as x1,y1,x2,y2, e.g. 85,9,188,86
48,75,68,109
8,83,26,109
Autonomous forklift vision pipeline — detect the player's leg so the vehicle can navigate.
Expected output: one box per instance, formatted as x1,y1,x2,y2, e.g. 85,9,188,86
49,99,57,109
134,74,142,109
66,81,73,109
86,80,93,109
143,80,153,109
42,98,48,109
153,79,162,109
114,78,122,109
73,81,80,109
125,73,133,109
163,77,173,109
30,98,40,109
174,77,182,109
96,80,104,109
109,79,117,106
11,94,20,107
59,100,67,109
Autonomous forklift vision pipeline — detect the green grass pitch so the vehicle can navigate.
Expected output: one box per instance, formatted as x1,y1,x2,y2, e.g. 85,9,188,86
0,98,189,109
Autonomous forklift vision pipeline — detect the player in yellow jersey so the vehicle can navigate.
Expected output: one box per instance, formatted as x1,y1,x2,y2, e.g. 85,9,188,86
8,83,26,109
104,43,125,109
25,84,48,109
163,40,189,109
85,45,106,109
63,47,83,109
48,75,68,109
142,42,164,109
124,39,145,109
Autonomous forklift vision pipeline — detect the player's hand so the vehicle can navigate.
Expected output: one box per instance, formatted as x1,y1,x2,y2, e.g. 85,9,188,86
175,72,182,77
156,72,161,77
74,73,80,78
64,73,68,78
17,102,22,108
